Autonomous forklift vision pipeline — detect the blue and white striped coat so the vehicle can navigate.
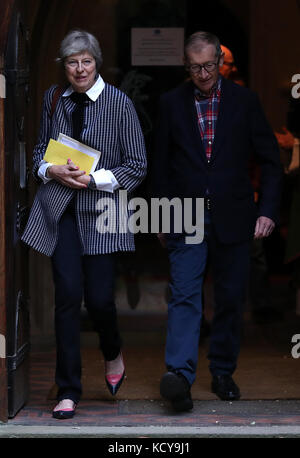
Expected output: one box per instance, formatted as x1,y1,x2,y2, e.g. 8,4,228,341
21,83,147,256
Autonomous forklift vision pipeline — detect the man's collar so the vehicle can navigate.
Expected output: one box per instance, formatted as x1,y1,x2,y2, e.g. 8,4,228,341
63,74,105,101
194,75,222,100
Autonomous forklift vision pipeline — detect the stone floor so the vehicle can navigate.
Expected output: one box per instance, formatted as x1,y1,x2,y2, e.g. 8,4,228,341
3,261,300,439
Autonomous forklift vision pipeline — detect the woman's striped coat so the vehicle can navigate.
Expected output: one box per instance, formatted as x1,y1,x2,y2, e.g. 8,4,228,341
21,83,147,256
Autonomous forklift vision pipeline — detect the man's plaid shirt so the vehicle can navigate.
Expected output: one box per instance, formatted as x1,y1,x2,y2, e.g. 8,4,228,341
194,76,222,162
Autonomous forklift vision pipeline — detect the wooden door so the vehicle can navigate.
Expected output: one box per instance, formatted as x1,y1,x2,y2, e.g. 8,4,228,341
0,0,30,421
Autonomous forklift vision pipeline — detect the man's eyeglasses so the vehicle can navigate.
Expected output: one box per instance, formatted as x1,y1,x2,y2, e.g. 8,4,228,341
185,60,219,75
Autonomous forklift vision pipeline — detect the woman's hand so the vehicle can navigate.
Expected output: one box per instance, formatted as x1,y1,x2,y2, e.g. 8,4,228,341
47,159,89,189
66,158,91,186
75,174,91,186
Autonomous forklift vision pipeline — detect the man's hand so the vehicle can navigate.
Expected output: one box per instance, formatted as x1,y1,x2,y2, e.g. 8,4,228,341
254,216,275,239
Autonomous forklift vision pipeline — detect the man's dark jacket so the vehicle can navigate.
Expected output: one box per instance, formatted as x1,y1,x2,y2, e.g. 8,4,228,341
150,77,282,244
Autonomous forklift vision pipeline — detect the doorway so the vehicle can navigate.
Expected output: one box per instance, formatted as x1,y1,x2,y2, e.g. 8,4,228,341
1,0,300,421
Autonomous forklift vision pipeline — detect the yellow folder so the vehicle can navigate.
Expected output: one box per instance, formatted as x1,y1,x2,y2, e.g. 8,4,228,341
43,139,95,174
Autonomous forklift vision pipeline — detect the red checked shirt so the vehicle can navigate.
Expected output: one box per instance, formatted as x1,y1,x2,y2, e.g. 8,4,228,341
194,76,221,162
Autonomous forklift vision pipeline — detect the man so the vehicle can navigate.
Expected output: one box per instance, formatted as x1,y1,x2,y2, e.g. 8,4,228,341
151,31,282,412
219,44,238,79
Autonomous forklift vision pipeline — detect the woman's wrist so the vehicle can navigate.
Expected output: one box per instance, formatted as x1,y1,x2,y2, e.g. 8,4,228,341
46,165,53,178
88,174,96,189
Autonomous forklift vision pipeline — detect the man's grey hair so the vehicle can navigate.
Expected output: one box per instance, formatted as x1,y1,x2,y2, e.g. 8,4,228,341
56,29,103,71
184,31,222,59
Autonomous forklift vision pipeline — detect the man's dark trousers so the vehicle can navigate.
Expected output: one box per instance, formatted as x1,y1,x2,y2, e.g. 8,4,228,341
165,210,251,386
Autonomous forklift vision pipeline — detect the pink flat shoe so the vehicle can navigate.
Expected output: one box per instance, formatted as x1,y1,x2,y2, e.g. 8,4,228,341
105,352,125,396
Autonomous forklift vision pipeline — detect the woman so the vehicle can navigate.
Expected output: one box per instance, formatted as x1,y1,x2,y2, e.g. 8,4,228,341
22,30,147,419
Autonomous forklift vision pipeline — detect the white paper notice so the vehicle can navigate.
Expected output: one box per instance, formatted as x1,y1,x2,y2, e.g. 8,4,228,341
131,28,184,66
57,133,101,173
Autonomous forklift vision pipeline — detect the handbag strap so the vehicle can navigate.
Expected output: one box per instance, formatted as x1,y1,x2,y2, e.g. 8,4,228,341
50,86,64,118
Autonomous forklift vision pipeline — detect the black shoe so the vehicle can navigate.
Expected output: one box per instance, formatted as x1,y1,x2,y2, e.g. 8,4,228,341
52,399,77,419
105,352,125,396
160,371,193,412
211,375,240,401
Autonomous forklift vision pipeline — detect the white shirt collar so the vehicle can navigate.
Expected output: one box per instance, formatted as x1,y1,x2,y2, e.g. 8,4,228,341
62,74,105,101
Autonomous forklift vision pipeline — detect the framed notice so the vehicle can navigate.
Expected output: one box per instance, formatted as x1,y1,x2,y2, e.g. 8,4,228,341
131,28,184,66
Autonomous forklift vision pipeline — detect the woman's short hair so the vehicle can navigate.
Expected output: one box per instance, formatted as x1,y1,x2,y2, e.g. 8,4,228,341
56,29,103,70
184,31,222,59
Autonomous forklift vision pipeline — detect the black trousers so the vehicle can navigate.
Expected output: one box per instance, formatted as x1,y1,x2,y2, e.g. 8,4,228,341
51,204,121,403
